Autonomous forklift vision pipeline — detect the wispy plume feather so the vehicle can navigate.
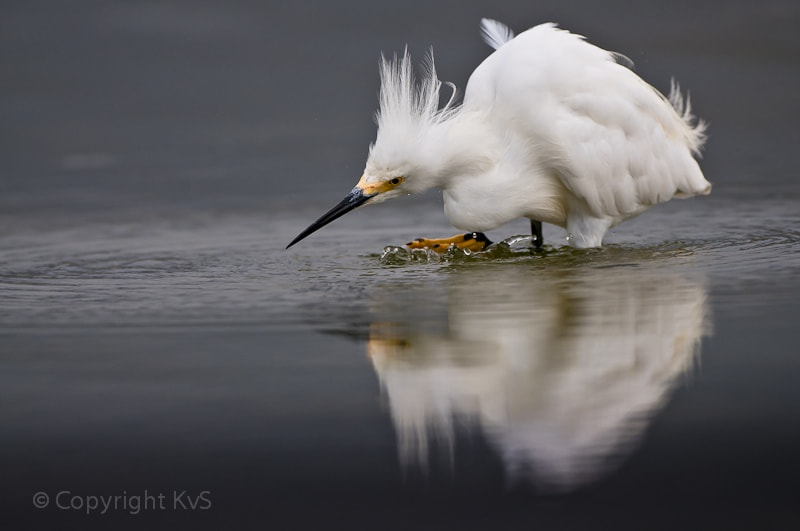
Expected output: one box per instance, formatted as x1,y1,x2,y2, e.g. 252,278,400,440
369,49,464,173
375,48,460,134
480,18,515,50
667,79,707,156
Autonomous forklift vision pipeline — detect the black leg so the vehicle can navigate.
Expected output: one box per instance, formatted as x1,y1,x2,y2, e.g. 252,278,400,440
530,220,543,249
469,232,493,247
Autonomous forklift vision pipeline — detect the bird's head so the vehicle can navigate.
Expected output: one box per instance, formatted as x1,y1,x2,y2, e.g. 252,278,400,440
286,49,457,249
284,170,410,249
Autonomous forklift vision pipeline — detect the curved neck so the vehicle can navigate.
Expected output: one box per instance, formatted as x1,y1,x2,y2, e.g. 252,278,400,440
417,110,499,191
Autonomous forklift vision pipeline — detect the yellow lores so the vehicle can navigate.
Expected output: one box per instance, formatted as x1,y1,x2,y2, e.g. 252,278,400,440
357,175,404,196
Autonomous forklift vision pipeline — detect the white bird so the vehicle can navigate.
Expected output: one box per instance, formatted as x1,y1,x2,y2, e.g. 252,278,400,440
287,19,710,251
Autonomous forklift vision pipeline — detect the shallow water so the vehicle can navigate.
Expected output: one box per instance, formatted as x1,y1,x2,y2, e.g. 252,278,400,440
2,1,800,529
3,192,799,528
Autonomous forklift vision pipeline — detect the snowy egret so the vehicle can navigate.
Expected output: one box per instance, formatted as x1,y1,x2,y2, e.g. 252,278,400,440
287,19,710,251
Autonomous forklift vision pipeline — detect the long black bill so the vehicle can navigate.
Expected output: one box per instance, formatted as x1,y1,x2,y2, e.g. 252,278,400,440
286,188,373,249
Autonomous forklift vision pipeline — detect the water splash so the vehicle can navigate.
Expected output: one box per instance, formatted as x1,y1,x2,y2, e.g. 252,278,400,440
379,235,544,265
377,235,705,273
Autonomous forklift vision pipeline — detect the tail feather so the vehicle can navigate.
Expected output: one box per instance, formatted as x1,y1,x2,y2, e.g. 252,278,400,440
480,18,515,50
668,79,707,156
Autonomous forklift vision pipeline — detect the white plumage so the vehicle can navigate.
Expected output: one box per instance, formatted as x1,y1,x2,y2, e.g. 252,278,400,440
288,19,710,249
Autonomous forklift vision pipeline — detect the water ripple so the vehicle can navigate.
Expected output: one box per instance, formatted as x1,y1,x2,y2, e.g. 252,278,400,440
0,197,797,330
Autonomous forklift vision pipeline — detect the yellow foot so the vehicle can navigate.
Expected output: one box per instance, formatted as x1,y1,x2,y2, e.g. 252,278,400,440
405,232,492,253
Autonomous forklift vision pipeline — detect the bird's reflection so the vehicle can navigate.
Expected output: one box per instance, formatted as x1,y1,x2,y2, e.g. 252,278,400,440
366,263,710,491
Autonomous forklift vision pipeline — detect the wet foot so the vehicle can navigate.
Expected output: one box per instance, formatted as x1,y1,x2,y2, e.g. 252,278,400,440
406,232,493,253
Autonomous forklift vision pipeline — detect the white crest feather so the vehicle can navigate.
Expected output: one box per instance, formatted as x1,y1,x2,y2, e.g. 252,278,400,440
375,49,458,131
480,18,515,50
370,49,461,171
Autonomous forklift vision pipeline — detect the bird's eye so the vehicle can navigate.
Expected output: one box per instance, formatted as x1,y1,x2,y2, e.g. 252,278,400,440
390,177,404,186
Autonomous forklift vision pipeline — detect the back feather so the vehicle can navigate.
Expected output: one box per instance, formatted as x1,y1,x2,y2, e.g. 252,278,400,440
480,18,515,50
